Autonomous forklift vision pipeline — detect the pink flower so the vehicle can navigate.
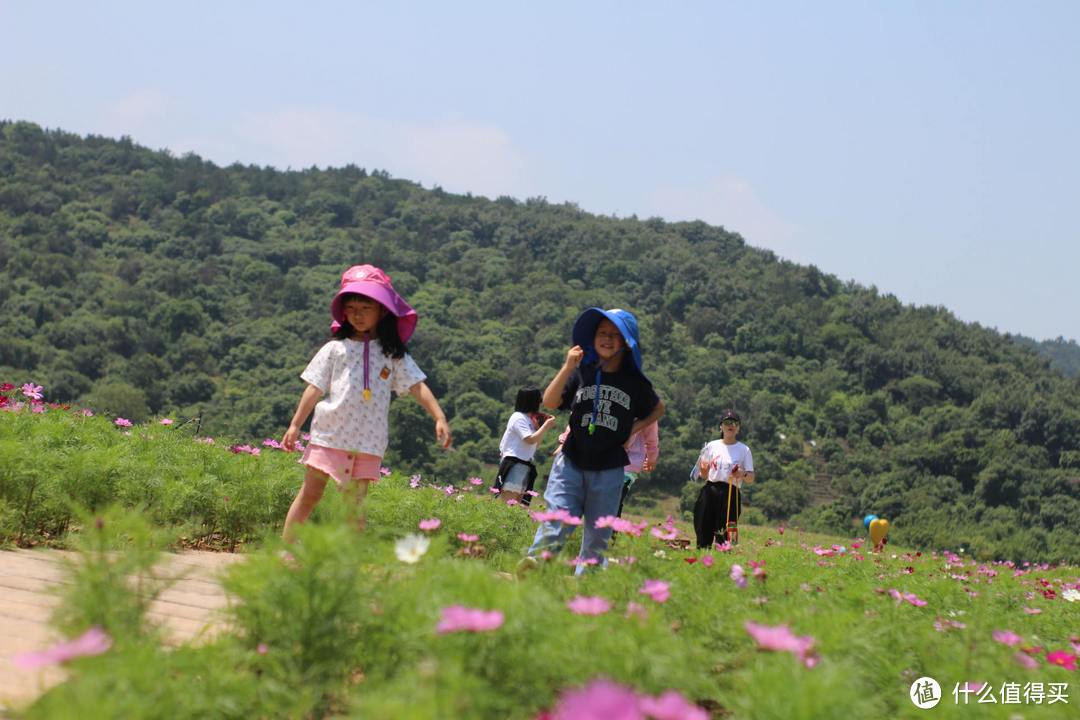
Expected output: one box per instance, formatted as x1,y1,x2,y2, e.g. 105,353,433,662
31,404,45,414
887,589,927,607
79,408,94,417
443,485,455,495
566,595,612,615
468,476,484,485
21,383,44,401
569,557,599,567
380,466,392,476
409,474,422,488
436,605,504,634
159,418,174,426
639,579,671,604
256,643,269,655
744,621,819,668
114,417,133,428
489,487,502,494
650,526,678,541
730,564,747,589
546,679,641,720
13,626,112,668
525,490,539,497
1013,651,1039,669
457,533,479,543
992,630,1024,647
638,690,709,720
530,509,582,525
506,499,519,506
625,602,648,620
701,555,714,568
261,438,283,449
1023,606,1042,615
714,540,733,552
932,618,965,632
1046,650,1077,671
418,518,441,532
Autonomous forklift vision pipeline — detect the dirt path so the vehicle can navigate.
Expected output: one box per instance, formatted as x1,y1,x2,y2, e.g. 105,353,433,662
0,548,243,714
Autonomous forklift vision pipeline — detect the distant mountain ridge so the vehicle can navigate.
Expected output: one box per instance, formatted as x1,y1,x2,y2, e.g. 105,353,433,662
1012,335,1080,377
2,120,1078,562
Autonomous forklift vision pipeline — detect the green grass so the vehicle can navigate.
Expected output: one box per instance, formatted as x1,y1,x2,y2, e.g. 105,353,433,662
4,409,1078,719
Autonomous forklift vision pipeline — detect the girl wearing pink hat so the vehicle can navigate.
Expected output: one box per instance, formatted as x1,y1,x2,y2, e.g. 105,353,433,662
281,265,451,539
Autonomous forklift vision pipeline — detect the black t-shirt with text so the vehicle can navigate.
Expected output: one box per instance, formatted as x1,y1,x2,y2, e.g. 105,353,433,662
560,364,659,471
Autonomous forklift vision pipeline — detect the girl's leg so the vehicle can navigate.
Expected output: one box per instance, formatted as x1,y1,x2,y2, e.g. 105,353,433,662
283,467,330,541
342,478,372,532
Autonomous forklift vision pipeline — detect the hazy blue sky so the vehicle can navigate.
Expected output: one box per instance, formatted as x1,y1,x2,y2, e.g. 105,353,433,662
3,1,1078,341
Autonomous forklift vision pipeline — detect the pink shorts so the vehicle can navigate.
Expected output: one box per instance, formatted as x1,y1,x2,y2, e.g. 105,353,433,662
300,444,382,486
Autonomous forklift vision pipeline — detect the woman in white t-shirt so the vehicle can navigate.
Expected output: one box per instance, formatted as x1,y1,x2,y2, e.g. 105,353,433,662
493,388,557,504
692,409,755,548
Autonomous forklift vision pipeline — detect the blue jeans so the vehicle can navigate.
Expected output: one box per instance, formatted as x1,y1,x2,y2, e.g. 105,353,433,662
527,453,625,574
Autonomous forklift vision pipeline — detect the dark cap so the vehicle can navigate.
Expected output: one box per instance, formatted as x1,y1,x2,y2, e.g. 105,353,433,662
720,410,741,423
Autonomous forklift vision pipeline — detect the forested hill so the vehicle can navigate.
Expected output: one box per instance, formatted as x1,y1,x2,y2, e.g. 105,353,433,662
2,120,1079,562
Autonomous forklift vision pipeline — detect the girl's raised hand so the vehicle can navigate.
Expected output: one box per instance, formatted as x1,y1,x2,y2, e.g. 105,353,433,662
565,345,584,369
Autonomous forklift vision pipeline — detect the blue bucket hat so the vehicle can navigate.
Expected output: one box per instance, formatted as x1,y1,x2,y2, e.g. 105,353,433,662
571,307,646,378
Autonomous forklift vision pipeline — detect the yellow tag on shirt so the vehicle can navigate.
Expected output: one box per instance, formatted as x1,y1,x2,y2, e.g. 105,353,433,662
363,388,372,402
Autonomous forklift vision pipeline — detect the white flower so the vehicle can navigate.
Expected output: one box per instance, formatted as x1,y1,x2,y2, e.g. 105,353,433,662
1063,588,1080,603
394,534,430,564
653,550,667,559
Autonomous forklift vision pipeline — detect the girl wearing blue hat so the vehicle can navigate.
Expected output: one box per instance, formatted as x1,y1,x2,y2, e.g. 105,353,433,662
518,308,665,575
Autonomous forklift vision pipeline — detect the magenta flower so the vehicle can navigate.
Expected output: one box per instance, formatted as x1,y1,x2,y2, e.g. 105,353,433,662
639,579,671,604
380,466,392,476
468,476,484,485
256,643,269,655
409,474,422,488
261,438,282,449
650,526,678,541
0,382,14,392
547,679,641,720
435,605,504,634
744,621,819,668
418,518,441,532
31,404,45,414
443,485,455,495
714,540,733,552
21,383,44,400
13,626,112,668
730,564,747,589
525,489,539,497
506,498,519,506
114,417,133,428
639,690,709,720
489,487,501,494
159,418,174,426
457,533,479,543
569,557,599,567
992,630,1024,647
566,595,612,615
530,509,582,525
1046,650,1077,671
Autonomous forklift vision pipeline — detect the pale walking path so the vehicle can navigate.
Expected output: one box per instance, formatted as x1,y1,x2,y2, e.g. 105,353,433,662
0,548,243,713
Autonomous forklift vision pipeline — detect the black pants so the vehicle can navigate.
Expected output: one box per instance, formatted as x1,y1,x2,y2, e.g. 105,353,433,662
693,482,741,549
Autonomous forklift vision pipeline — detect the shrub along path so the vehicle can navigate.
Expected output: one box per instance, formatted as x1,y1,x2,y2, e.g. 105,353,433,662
0,549,242,711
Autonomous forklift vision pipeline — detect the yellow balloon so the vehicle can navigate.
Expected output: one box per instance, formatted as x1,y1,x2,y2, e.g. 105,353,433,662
869,518,890,547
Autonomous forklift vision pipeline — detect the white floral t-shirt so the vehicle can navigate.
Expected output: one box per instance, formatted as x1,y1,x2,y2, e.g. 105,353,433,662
301,338,426,456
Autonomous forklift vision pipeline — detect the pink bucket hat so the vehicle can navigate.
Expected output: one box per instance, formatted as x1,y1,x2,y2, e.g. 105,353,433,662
330,265,418,342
